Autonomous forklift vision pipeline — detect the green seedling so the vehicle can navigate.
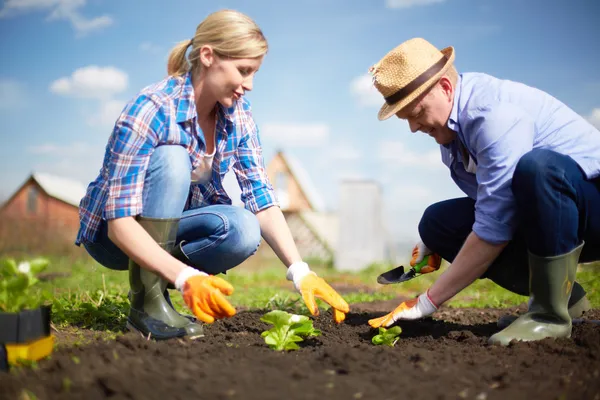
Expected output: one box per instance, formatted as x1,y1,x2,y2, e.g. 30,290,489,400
0,257,51,312
371,326,402,347
260,310,321,351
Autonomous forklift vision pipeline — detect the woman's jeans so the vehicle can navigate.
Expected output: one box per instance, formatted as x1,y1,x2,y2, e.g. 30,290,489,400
83,145,261,275
418,149,600,295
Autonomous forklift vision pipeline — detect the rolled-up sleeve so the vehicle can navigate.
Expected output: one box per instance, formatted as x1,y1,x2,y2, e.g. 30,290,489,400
103,95,164,219
467,103,535,243
232,102,278,213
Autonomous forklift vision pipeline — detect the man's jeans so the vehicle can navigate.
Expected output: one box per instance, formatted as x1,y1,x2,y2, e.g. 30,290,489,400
418,149,600,295
83,145,262,275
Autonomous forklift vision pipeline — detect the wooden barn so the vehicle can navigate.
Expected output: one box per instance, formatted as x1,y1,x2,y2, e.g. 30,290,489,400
0,173,87,255
263,151,338,264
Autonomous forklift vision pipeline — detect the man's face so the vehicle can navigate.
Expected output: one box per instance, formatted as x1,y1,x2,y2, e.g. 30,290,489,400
395,78,456,145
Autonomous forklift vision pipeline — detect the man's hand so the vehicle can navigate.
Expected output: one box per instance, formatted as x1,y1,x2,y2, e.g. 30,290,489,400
175,267,236,324
368,291,437,328
411,241,441,274
287,262,350,323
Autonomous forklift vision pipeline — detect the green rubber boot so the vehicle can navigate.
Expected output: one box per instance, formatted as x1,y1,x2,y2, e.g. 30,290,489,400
488,242,584,346
126,217,204,340
497,281,590,329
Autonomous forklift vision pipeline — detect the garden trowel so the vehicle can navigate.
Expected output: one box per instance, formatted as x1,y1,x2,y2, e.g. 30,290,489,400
376,256,434,285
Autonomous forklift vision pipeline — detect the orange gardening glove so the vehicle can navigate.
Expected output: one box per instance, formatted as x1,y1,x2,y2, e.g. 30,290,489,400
410,241,442,274
368,291,438,328
287,262,350,324
175,267,236,324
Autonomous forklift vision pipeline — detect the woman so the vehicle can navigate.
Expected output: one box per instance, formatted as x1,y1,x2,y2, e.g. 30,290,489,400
75,9,349,340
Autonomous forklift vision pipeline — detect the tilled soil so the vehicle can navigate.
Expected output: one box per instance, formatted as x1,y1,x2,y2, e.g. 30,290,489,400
1,304,599,400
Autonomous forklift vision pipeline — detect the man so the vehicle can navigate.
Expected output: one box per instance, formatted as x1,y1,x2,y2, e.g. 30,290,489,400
367,38,600,345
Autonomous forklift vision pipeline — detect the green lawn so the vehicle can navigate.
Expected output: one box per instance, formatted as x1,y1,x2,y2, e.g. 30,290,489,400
31,256,599,333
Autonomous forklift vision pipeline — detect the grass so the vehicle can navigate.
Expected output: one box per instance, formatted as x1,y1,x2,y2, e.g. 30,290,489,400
25,255,600,334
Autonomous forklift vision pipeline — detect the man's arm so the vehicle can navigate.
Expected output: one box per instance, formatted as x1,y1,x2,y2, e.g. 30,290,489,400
428,231,507,306
368,232,507,328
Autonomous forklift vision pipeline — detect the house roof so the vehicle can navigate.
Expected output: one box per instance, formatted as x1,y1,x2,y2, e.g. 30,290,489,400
299,211,338,251
278,152,325,212
32,173,88,207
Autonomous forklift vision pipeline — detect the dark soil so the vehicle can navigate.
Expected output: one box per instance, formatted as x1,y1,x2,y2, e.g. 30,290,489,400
2,305,599,400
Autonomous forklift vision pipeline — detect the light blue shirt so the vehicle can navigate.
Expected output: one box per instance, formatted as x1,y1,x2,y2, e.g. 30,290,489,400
441,72,600,244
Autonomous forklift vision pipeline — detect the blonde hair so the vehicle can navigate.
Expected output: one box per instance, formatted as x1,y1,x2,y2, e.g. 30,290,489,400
167,9,268,76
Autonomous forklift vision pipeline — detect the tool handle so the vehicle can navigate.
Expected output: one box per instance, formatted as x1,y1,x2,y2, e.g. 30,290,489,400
412,256,430,273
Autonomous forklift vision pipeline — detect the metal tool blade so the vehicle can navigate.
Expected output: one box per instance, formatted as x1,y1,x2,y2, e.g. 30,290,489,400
377,265,417,285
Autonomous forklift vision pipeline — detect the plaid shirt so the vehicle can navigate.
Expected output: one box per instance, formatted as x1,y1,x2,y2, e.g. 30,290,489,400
76,72,277,245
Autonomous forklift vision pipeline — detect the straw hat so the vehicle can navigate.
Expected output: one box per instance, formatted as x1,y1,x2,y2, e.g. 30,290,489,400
370,38,455,120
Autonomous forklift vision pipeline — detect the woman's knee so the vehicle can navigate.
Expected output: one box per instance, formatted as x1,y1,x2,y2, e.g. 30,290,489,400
228,207,261,260
184,206,261,275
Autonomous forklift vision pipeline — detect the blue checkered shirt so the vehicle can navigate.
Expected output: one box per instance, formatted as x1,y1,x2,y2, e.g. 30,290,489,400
76,72,277,245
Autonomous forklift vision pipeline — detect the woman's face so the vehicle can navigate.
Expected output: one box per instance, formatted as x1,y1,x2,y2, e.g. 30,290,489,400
202,49,263,108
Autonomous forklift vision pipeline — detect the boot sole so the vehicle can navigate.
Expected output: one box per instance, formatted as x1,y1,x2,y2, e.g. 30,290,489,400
126,320,186,341
126,320,205,341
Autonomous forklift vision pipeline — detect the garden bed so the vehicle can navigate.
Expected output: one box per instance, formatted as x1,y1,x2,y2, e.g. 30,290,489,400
2,303,599,400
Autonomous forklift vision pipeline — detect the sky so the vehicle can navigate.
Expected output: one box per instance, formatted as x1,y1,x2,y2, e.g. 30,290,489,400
1,0,599,244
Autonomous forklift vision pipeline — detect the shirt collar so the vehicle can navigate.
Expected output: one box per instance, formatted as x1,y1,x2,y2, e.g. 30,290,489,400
216,102,235,124
447,74,462,132
175,72,197,123
176,71,237,125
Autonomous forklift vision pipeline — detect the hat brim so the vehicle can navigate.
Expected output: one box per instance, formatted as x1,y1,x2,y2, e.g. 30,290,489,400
377,46,455,121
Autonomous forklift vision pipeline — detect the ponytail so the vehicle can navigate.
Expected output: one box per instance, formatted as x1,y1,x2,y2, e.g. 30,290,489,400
167,39,193,76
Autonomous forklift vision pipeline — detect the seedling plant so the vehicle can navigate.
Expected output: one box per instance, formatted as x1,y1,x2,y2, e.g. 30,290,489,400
0,257,51,312
260,310,321,351
371,326,402,347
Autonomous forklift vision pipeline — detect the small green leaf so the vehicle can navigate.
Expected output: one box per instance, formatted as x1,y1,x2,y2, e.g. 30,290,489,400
372,335,384,345
28,258,50,274
260,310,292,327
372,326,403,347
0,258,17,276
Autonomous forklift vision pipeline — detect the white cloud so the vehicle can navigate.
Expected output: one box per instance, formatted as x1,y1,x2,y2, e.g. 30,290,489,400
50,66,128,99
385,0,447,8
28,141,105,185
0,0,113,36
28,143,102,185
28,141,93,156
88,99,125,128
587,108,600,129
350,73,382,108
0,79,26,110
139,42,164,56
378,140,444,170
330,144,362,161
336,171,369,181
386,183,433,207
261,123,329,147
